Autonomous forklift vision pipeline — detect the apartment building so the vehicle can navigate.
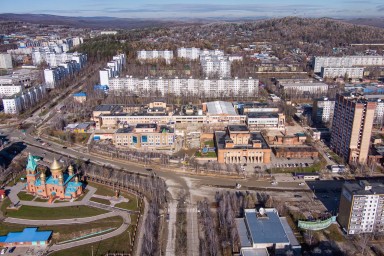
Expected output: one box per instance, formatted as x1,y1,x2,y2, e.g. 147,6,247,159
113,124,174,149
0,69,36,87
330,93,376,164
2,84,46,114
137,50,173,64
279,80,328,96
32,51,87,68
108,77,258,97
98,54,126,86
338,180,384,234
320,67,364,79
312,97,335,125
0,53,13,69
200,55,231,78
44,66,67,88
0,84,24,97
313,56,384,73
177,47,201,60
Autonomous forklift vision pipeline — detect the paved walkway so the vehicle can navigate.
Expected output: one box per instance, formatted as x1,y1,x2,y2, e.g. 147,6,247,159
165,200,177,255
187,203,199,256
6,183,96,208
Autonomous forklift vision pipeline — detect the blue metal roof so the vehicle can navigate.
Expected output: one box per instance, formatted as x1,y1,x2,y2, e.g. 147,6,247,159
73,92,87,97
244,209,290,245
0,228,52,243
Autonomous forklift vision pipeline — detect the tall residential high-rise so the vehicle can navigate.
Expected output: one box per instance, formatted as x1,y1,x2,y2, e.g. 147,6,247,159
338,180,384,235
330,93,376,164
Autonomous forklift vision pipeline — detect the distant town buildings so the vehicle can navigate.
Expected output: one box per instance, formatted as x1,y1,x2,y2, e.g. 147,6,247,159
2,84,46,114
107,77,258,97
320,67,364,79
338,180,384,234
0,53,13,69
100,31,118,35
330,93,376,164
312,56,384,73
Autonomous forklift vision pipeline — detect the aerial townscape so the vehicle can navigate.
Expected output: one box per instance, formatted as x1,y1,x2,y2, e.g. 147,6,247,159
2,1,384,256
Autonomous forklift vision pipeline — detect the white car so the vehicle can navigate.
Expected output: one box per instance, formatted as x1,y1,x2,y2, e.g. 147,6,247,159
299,182,305,186
1,247,8,254
271,181,278,185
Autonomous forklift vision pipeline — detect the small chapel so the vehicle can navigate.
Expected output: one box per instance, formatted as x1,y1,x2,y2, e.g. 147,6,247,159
25,154,83,200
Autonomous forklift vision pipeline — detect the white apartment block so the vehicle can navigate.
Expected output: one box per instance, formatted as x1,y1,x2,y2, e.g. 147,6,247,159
108,77,258,97
44,66,67,88
313,56,384,73
137,50,173,64
177,47,201,60
98,54,126,86
32,50,87,68
0,84,24,97
200,55,232,78
321,67,364,79
312,97,335,124
338,181,384,235
2,85,46,114
0,53,13,69
280,81,329,95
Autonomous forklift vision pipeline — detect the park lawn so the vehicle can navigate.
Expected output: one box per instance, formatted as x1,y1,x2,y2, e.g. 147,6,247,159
204,140,215,147
17,191,35,201
51,214,139,256
88,182,116,197
115,195,138,211
3,205,107,220
0,216,123,243
0,197,12,213
88,182,139,211
195,151,217,158
90,197,111,205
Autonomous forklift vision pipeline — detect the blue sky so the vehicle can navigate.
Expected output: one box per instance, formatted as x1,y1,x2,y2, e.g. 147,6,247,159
2,0,383,18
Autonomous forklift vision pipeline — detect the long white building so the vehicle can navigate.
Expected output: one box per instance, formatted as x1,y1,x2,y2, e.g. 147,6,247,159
32,50,87,68
176,48,225,60
321,67,364,79
137,50,173,64
2,85,46,114
279,80,329,96
313,56,384,73
0,84,24,97
108,76,258,97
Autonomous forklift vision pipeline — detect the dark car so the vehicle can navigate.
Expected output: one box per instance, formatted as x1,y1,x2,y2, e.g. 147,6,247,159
8,247,16,253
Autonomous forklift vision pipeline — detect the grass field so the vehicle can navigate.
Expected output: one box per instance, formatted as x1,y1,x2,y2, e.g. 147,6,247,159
90,197,111,205
0,216,123,243
51,214,139,256
89,182,140,211
2,205,107,220
17,191,35,201
33,197,49,202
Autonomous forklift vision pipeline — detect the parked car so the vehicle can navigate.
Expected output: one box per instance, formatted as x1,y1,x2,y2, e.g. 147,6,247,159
8,247,15,253
0,247,8,254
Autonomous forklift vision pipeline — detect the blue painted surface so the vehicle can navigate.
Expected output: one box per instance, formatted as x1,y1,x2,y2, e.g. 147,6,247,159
0,228,52,243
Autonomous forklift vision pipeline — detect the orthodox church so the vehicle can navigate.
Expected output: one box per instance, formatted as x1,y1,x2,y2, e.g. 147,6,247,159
26,154,83,200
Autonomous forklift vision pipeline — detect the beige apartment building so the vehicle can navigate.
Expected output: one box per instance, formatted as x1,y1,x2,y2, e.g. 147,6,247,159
330,93,376,164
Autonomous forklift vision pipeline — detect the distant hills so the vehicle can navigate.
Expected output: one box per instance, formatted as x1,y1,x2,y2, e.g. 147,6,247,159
0,13,384,30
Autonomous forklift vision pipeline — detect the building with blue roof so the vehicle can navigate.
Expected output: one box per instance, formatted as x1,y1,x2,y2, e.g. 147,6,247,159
73,91,87,103
236,208,301,255
26,154,83,201
0,228,52,247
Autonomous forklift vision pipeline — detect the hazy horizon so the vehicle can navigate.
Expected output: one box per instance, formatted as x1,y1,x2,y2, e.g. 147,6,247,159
2,0,384,19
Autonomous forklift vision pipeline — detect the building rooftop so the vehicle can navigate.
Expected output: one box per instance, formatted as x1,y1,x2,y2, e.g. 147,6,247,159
136,123,157,129
0,228,52,243
244,208,290,245
94,104,123,112
215,131,269,150
206,101,237,115
247,112,279,118
343,181,384,195
228,125,249,132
